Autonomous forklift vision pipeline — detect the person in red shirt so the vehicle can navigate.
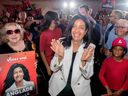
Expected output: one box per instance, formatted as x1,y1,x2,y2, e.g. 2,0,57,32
40,11,62,78
99,37,128,96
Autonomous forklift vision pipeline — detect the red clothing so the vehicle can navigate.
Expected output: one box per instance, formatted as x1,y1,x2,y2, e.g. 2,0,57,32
40,28,62,65
99,57,128,91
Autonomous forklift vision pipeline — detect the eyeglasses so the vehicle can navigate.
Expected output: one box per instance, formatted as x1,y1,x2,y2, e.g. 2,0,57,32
109,15,114,17
115,26,128,29
6,29,21,35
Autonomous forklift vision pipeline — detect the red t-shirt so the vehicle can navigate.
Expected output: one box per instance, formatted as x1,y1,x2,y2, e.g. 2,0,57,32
99,57,128,90
40,28,62,65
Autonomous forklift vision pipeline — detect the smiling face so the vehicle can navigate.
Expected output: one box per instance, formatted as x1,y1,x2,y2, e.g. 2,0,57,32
115,19,128,37
112,46,125,60
6,25,22,43
71,19,87,43
13,67,24,83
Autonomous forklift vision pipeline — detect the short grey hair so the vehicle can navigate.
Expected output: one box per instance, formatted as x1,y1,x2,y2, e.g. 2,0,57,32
113,10,123,19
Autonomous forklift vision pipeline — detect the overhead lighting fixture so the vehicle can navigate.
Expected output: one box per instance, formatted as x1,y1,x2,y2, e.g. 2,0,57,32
69,1,76,9
63,2,68,8
63,1,76,9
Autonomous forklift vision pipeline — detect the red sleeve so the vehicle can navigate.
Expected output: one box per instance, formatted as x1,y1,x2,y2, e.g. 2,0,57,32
99,59,108,88
40,32,46,52
122,62,128,90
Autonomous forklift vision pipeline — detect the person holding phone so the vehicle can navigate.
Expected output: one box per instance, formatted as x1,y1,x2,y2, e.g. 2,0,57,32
49,14,95,96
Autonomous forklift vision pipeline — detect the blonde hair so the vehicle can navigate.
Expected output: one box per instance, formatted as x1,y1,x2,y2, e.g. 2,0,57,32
0,22,25,43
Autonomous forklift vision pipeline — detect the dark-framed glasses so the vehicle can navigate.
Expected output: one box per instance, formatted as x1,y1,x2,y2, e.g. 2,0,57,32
6,29,21,35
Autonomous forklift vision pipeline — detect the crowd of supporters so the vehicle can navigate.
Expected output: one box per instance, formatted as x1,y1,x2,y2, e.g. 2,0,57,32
0,3,128,96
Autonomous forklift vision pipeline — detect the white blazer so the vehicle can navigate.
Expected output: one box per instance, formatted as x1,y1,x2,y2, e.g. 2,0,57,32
49,43,95,96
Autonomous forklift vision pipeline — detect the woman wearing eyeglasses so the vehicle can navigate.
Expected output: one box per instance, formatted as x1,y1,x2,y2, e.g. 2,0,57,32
0,22,48,95
0,22,35,96
0,22,33,54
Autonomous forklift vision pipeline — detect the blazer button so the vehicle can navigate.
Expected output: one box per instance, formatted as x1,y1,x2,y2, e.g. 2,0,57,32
54,64,56,67
61,77,63,80
77,83,80,85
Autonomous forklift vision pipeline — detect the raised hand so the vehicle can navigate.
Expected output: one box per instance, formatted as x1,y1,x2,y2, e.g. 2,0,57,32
81,43,95,67
51,39,65,60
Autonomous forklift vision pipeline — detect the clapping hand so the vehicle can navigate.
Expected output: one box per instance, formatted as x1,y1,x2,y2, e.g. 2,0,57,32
81,43,95,67
51,39,65,62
